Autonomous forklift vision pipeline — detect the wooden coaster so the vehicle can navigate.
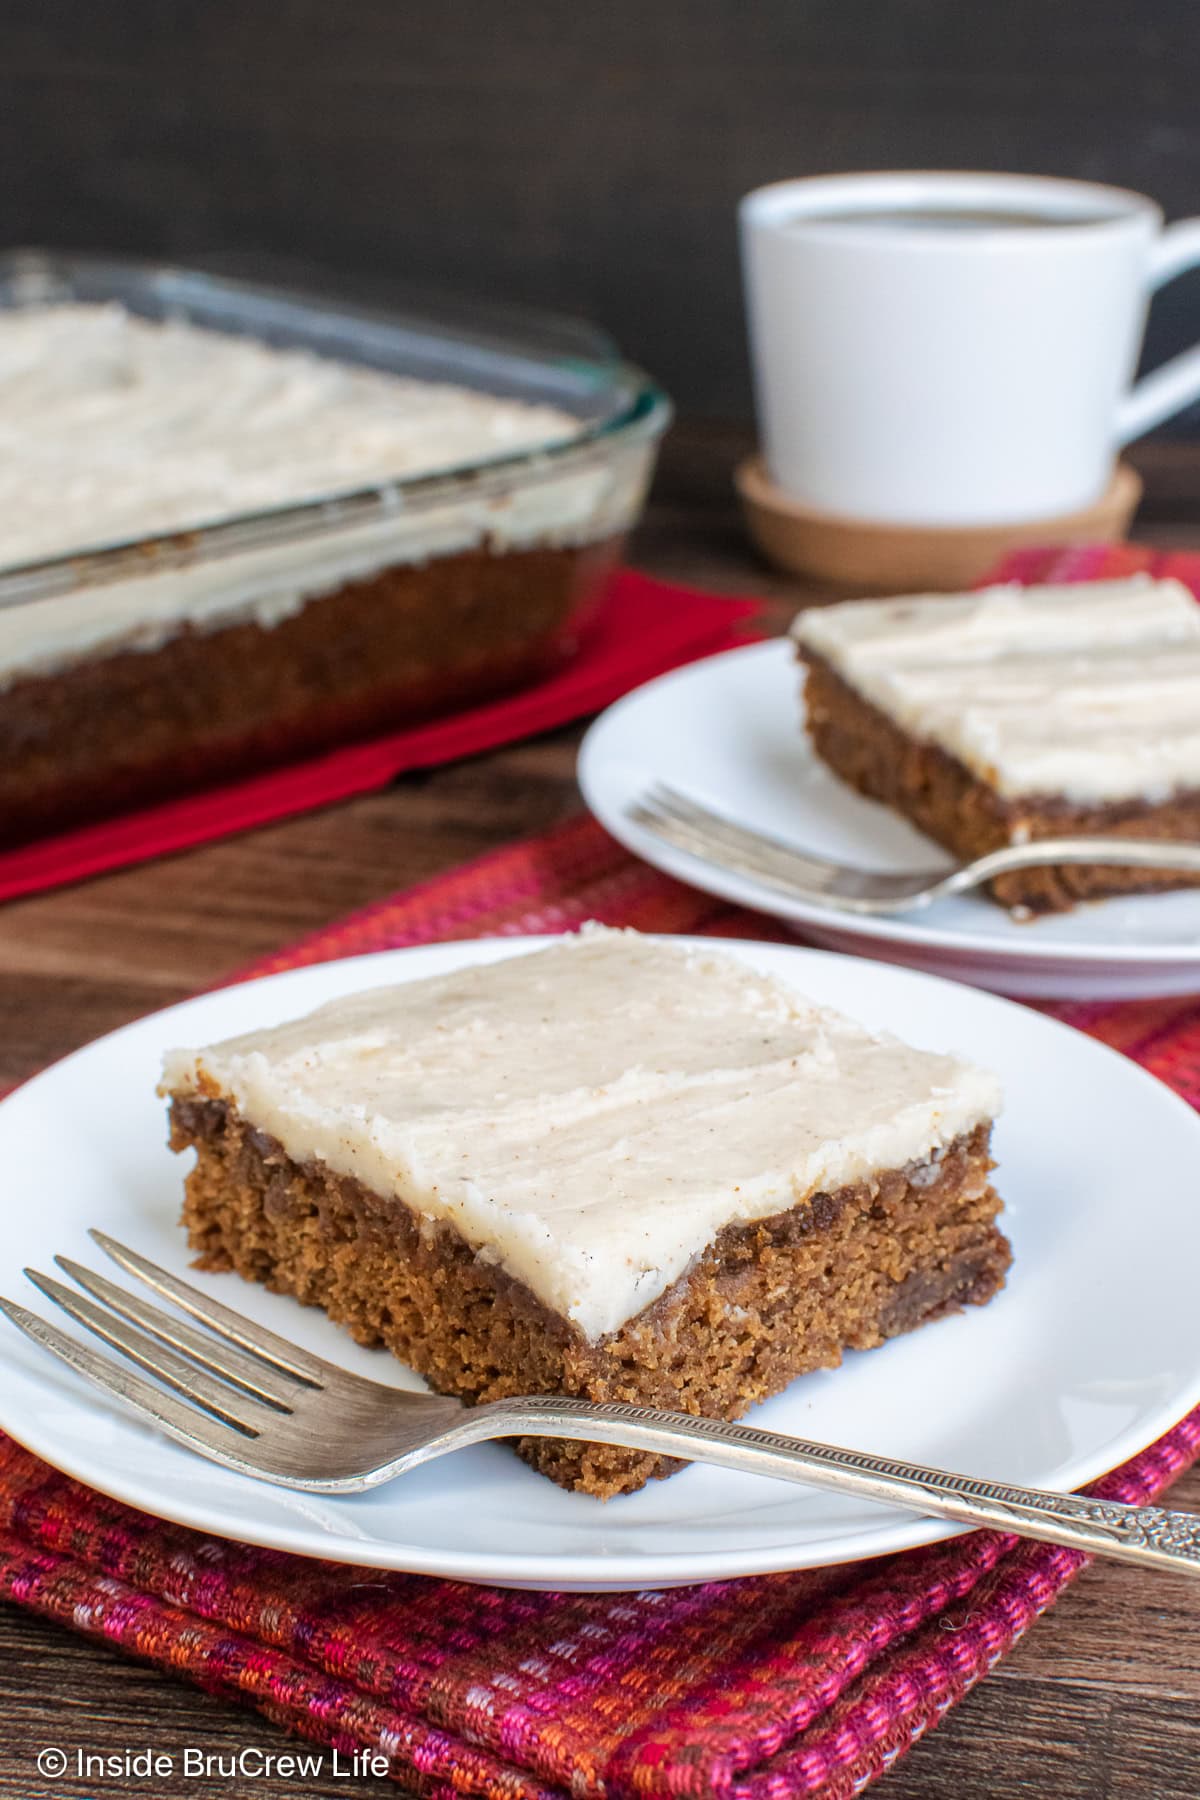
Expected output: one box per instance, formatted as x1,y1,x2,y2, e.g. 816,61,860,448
735,455,1143,592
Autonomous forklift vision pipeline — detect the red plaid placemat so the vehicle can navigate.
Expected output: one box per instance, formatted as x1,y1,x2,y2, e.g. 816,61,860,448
2,813,1200,1798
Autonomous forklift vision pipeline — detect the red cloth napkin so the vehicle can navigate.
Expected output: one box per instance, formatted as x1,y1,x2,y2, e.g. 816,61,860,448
0,570,760,905
3,802,1200,1796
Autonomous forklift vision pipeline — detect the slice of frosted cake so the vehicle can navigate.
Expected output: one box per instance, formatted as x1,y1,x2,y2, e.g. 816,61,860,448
792,575,1200,914
161,928,1010,1496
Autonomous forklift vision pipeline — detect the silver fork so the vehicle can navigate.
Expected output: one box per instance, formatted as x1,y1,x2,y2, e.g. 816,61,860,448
629,783,1200,916
3,1232,1200,1577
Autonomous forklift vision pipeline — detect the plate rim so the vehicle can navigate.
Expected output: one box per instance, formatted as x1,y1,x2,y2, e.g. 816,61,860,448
3,933,1200,1589
577,637,1200,969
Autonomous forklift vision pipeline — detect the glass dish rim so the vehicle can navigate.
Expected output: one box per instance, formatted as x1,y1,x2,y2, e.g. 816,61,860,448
0,250,672,612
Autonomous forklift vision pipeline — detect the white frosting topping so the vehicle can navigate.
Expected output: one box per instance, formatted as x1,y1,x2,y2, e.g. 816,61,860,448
793,576,1200,805
161,928,1001,1342
0,305,630,688
0,304,578,561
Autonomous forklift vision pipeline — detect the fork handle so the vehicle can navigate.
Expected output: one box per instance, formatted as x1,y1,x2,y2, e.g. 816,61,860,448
964,837,1200,883
476,1398,1200,1576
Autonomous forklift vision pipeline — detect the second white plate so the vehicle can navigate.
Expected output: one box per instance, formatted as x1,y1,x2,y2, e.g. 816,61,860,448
578,638,1200,999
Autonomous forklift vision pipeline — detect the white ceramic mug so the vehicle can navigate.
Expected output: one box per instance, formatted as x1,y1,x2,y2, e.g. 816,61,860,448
739,171,1200,526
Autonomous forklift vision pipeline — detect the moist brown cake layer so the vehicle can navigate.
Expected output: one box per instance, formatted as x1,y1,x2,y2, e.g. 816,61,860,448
800,647,1200,914
0,535,618,847
169,1094,1011,1498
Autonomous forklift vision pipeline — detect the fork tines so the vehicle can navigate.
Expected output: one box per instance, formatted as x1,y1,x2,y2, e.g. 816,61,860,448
0,1231,326,1450
630,782,833,885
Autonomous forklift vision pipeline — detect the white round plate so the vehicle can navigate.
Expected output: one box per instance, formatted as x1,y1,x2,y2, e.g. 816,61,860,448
578,638,1200,999
2,936,1199,1591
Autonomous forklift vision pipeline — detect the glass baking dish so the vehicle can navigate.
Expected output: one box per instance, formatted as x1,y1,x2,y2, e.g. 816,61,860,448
0,250,671,846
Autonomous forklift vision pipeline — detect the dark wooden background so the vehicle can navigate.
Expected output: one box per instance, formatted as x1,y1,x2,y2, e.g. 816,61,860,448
3,0,1200,422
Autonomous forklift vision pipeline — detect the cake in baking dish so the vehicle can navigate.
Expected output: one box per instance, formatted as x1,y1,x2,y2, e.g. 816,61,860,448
161,927,1010,1497
0,304,648,843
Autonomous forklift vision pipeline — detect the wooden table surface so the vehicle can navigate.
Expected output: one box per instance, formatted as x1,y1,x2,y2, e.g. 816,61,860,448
1,425,1198,1799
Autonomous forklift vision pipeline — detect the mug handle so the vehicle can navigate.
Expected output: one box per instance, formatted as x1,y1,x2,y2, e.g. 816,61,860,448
1115,219,1200,445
